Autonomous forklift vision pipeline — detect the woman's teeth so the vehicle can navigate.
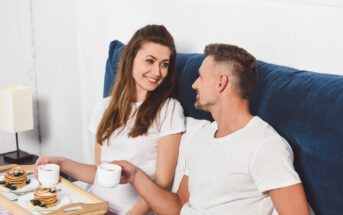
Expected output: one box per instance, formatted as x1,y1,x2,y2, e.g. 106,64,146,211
146,77,157,83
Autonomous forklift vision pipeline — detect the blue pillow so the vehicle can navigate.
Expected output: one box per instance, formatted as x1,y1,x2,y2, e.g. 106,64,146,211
104,40,125,97
250,62,343,215
104,40,343,215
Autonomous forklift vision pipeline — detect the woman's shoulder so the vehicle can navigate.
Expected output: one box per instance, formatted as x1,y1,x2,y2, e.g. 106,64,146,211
94,96,111,110
90,97,112,117
159,98,184,117
156,98,186,136
162,98,183,110
89,97,112,134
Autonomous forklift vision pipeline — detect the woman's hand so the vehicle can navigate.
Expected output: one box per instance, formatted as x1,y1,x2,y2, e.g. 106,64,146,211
33,156,64,179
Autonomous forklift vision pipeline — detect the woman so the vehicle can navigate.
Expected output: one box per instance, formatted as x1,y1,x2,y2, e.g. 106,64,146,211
34,25,185,215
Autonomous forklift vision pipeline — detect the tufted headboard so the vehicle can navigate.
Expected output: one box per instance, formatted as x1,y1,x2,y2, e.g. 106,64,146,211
103,40,343,215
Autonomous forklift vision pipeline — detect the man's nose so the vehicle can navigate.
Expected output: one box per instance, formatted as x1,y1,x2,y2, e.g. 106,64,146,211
192,78,198,89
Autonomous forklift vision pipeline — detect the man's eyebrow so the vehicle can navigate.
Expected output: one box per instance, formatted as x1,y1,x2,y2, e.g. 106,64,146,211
146,55,169,62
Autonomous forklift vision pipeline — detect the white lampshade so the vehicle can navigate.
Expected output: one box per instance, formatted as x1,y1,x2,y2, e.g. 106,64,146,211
0,85,34,133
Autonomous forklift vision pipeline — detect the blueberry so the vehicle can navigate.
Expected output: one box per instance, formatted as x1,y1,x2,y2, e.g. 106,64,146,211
9,185,17,190
0,181,5,184
14,171,21,176
49,188,56,193
26,179,31,184
30,199,35,203
39,203,46,208
33,200,40,206
5,183,12,188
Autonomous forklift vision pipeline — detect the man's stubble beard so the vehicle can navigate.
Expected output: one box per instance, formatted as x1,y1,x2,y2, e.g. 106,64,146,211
194,98,214,111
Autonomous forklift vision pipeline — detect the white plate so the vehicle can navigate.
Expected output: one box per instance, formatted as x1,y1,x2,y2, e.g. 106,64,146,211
17,192,71,211
0,174,39,194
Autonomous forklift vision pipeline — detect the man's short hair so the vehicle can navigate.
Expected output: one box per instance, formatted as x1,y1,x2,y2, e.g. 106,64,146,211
204,44,258,99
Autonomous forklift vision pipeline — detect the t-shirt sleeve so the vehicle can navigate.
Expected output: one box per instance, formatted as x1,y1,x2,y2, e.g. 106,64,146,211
250,136,301,193
88,97,111,134
158,99,186,138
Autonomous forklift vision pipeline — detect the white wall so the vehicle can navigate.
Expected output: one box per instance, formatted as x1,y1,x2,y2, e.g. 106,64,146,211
1,0,342,163
32,0,84,161
0,0,40,155
89,0,343,75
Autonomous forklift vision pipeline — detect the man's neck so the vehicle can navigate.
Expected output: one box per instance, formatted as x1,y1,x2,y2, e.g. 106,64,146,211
211,99,253,138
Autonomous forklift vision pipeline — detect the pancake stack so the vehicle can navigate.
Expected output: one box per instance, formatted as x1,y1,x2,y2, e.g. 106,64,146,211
30,187,58,208
2,167,27,190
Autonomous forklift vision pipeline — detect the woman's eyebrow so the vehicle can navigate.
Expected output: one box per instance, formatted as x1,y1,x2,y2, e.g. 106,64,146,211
146,55,157,60
146,55,170,62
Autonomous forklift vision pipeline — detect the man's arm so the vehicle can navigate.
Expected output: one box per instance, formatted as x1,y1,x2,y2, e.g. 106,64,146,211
269,183,310,215
127,133,182,215
113,160,190,215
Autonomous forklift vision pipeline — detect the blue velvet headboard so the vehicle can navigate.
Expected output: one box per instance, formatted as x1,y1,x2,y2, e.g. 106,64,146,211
104,40,343,215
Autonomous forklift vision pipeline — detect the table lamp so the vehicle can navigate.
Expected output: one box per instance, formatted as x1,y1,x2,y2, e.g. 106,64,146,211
0,85,34,163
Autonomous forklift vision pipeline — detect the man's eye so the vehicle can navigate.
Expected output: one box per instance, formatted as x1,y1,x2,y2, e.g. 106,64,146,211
161,62,169,68
146,59,154,64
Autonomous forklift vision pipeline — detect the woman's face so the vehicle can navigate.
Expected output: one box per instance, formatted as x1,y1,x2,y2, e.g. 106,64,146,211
132,42,171,101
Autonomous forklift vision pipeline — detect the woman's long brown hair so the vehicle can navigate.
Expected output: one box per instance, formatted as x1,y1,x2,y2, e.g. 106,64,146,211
96,25,177,145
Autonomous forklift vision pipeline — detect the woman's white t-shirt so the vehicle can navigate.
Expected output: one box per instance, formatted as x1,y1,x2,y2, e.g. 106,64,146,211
88,97,185,215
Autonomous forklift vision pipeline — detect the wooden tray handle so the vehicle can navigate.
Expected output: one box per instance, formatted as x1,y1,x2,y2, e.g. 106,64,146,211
45,202,108,215
0,164,34,171
0,164,18,171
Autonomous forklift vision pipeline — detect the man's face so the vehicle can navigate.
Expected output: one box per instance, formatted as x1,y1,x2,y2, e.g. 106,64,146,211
192,56,218,111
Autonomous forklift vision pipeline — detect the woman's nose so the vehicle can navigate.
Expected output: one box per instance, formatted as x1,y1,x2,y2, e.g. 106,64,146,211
152,64,161,76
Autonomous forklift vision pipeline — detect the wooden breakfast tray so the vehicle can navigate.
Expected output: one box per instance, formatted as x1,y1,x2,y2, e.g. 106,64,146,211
0,164,108,215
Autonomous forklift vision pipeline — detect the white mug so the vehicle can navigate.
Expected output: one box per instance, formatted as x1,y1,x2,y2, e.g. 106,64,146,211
96,163,122,188
38,164,60,187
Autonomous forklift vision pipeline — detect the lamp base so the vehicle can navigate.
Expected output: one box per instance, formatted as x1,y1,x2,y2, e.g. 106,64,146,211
3,150,33,164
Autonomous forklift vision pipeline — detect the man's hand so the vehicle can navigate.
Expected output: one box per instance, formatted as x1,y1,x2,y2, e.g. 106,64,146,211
111,160,184,214
110,160,139,184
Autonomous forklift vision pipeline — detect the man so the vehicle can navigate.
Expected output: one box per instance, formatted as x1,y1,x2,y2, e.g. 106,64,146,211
114,44,310,215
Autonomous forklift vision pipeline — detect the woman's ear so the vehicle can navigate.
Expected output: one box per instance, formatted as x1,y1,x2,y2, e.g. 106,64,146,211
218,74,228,93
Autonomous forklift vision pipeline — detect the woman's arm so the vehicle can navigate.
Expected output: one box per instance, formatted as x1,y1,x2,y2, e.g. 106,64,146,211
34,156,97,184
126,133,182,215
95,142,102,165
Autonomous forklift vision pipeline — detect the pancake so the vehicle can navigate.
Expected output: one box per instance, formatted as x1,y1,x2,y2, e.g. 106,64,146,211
1,167,28,189
30,187,59,208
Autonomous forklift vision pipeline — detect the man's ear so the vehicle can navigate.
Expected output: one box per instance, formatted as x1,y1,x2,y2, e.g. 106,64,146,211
218,74,228,93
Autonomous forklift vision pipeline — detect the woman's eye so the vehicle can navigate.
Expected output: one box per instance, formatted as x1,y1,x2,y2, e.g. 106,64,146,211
161,62,169,68
146,59,154,64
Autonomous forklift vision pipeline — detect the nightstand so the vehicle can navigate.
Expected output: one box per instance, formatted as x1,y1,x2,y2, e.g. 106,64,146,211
0,151,38,166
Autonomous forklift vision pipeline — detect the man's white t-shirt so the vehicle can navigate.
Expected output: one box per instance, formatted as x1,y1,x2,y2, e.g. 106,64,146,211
172,117,211,193
88,97,185,215
181,116,301,215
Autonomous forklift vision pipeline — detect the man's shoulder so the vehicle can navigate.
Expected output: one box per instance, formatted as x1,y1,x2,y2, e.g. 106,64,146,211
250,116,284,140
250,116,292,153
192,120,215,136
